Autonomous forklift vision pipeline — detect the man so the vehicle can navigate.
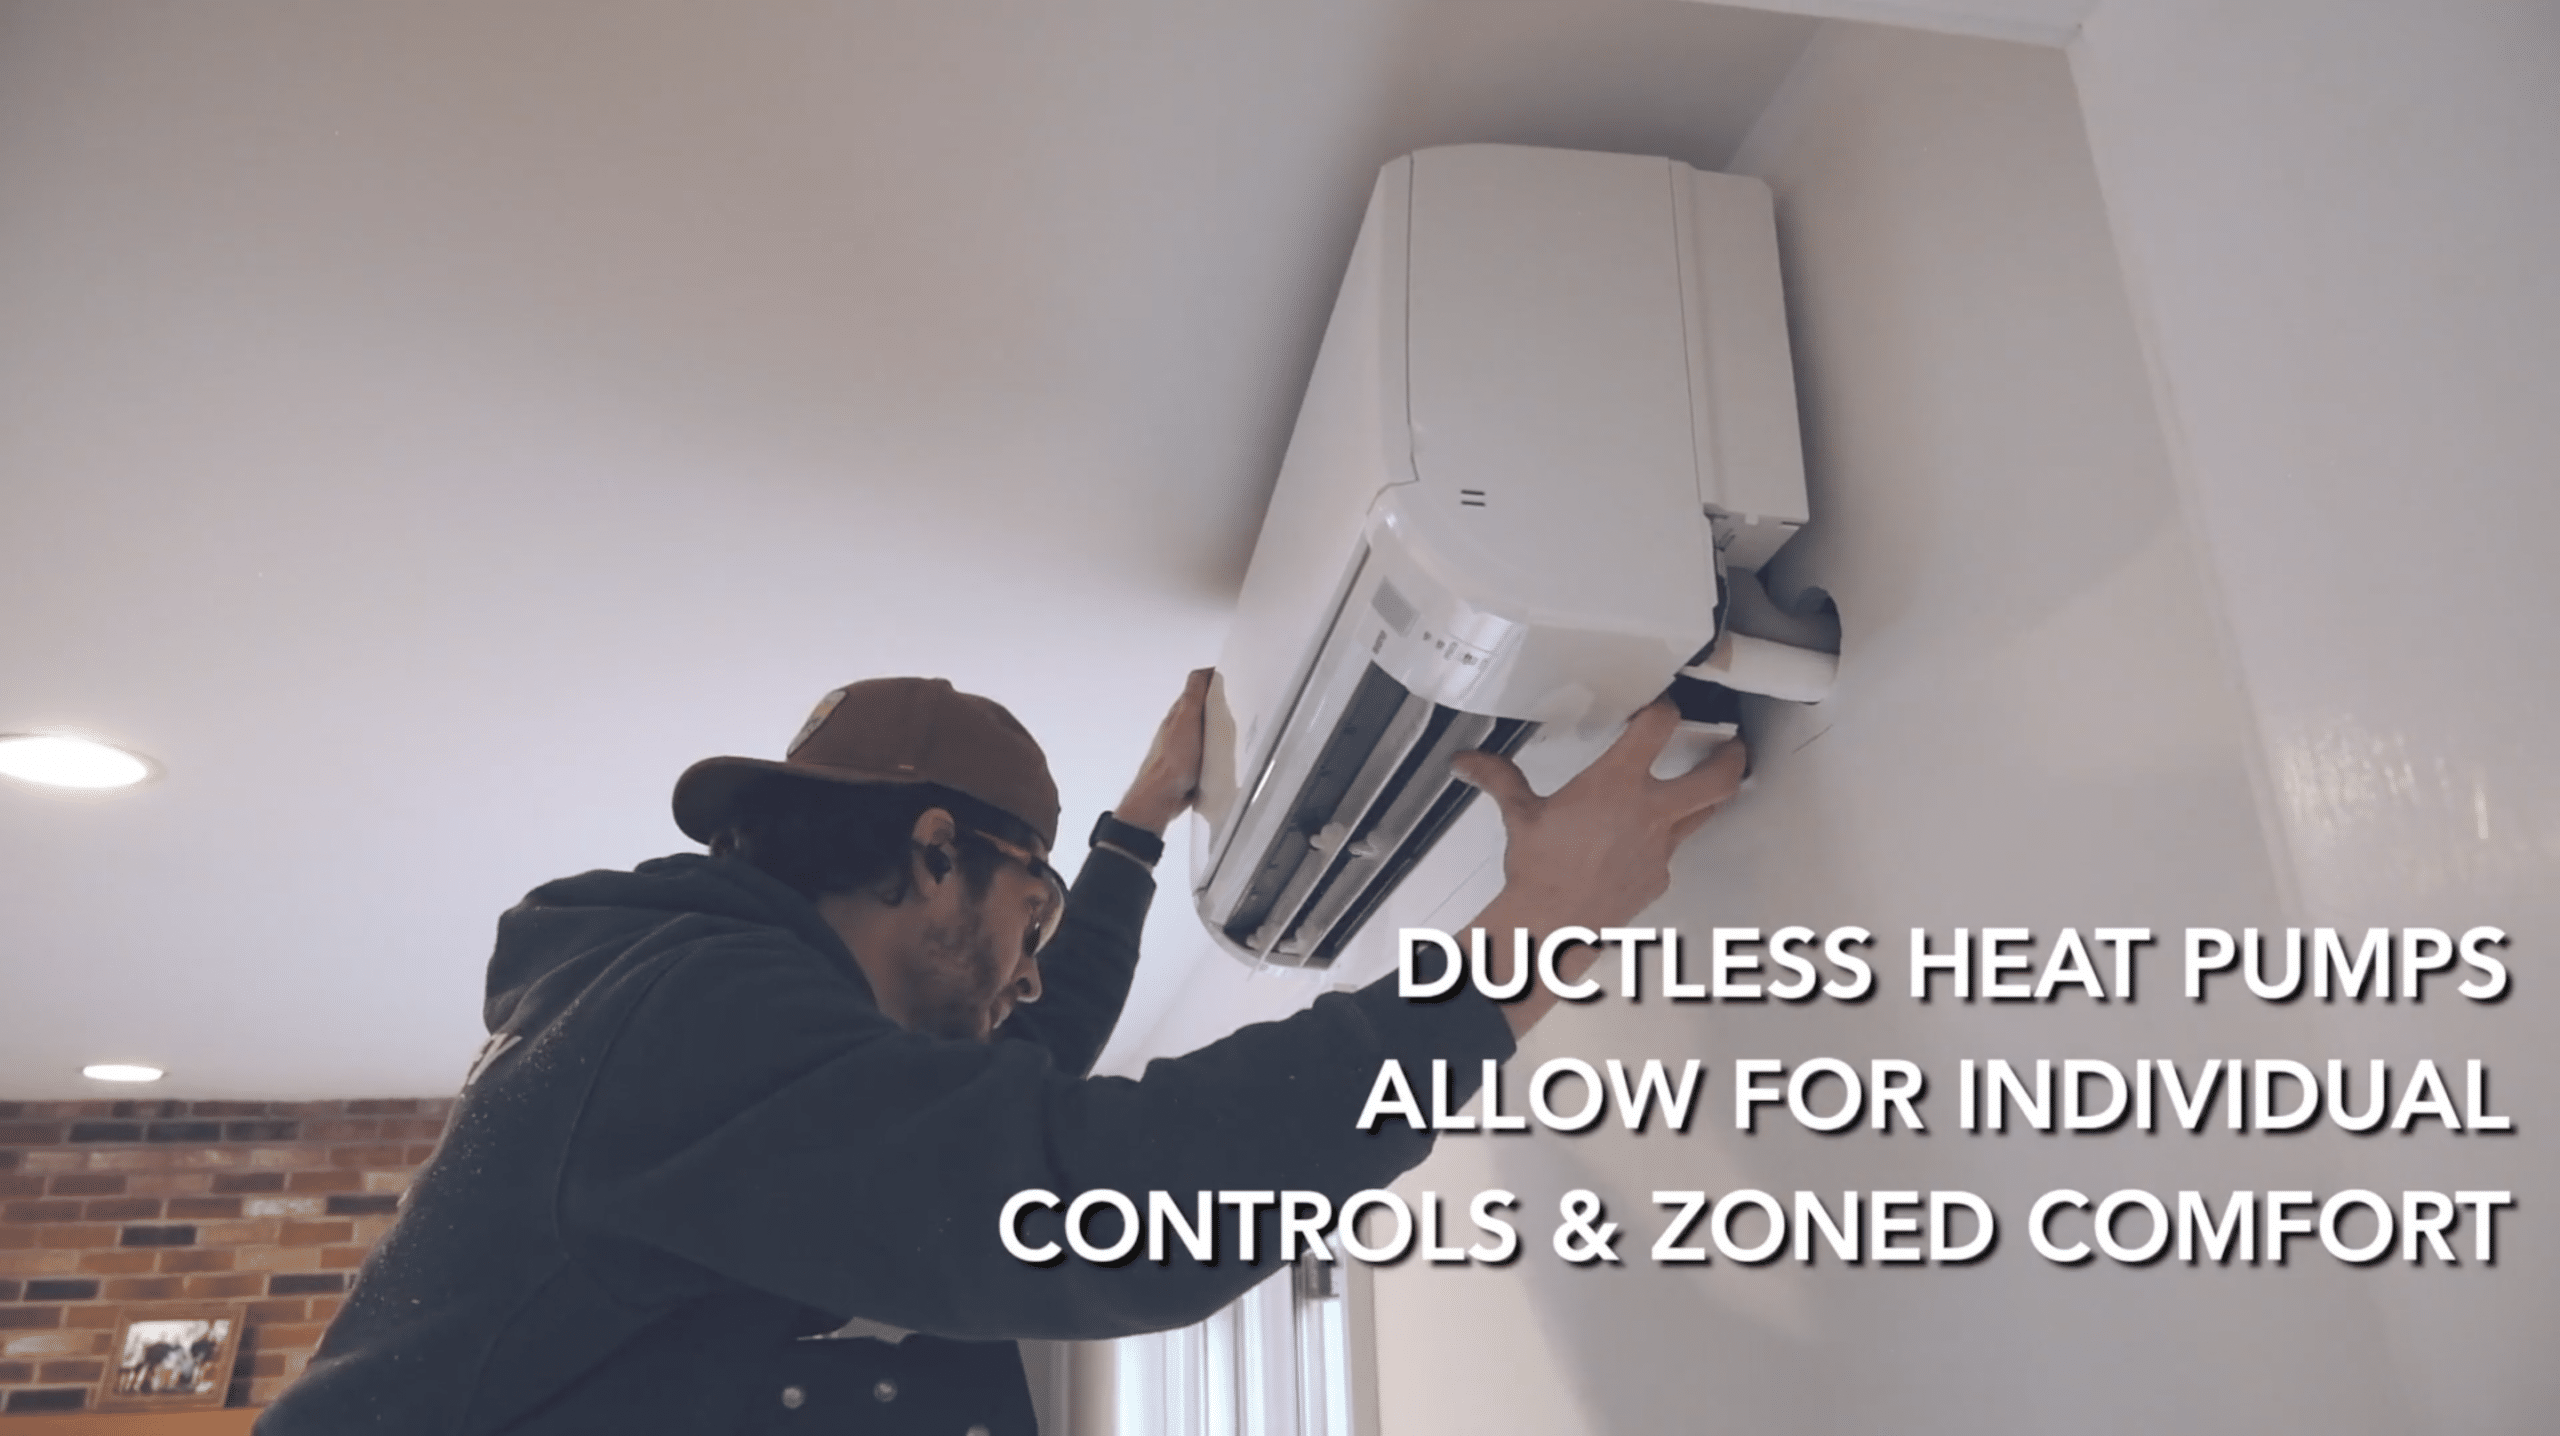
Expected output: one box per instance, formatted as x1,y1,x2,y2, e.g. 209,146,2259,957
258,670,1742,1434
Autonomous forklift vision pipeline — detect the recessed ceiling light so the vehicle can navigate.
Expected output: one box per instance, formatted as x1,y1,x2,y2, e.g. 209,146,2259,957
0,734,155,790
82,1064,166,1083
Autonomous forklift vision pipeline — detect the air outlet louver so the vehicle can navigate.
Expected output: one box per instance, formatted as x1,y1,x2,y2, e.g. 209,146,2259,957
1219,661,1536,967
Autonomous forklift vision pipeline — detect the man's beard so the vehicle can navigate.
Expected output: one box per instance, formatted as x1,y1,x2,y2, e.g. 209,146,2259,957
904,902,1010,1041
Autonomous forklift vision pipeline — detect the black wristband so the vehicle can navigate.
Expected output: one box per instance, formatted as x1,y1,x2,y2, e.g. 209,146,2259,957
1089,811,1166,868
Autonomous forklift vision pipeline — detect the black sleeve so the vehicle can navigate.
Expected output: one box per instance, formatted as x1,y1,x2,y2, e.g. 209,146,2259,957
564,927,1516,1343
992,836,1154,1078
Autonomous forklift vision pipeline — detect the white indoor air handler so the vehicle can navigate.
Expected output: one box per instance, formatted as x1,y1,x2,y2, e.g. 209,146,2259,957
1191,143,1834,970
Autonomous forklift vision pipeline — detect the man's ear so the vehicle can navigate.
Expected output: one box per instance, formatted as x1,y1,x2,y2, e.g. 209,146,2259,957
909,807,959,884
908,807,959,848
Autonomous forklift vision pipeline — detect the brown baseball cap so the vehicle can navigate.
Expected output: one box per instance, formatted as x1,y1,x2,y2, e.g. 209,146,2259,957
672,678,1061,849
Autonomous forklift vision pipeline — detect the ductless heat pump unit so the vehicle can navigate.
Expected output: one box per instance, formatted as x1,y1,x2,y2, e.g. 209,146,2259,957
1192,144,1827,969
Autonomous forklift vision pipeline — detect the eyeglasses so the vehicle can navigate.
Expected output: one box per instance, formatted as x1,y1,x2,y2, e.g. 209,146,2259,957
971,829,1068,950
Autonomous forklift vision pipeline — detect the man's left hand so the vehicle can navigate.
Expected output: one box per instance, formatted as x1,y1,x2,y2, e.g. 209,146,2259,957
1115,668,1213,834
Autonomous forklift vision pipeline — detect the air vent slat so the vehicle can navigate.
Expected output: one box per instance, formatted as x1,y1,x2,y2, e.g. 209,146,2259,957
1312,716,1538,966
1222,663,1427,956
1280,711,1498,949
1243,688,1437,955
1223,657,1544,967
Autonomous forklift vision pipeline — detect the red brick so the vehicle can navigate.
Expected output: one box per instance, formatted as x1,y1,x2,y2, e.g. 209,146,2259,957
62,1306,121,1330
279,1220,354,1247
166,1196,242,1220
80,1148,175,1173
36,1360,103,1384
117,1172,212,1198
1,1201,81,1224
100,1276,183,1301
184,1273,265,1299
0,1307,63,1329
0,1252,79,1280
74,1251,155,1275
328,1144,412,1170
343,1101,419,1116
0,1330,104,1359
253,1320,328,1349
44,1175,122,1198
0,1178,43,1200
266,1273,344,1297
236,1247,325,1273
210,1172,287,1195
107,1100,187,1121
244,1376,289,1406
192,1220,281,1248
0,1228,31,1250
381,1118,449,1141
244,1298,306,1324
80,1197,161,1222
320,1245,371,1270
188,1102,275,1118
18,1279,92,1301
401,1144,437,1164
307,1297,343,1323
3,1388,91,1414
166,1147,245,1171
287,1170,362,1194
248,1350,291,1378
35,1225,119,1250
0,1123,65,1145
156,1248,235,1274
115,1224,196,1248
0,1360,29,1382
245,1147,320,1169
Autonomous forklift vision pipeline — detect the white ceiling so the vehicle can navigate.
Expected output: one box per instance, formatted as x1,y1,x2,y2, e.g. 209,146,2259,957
0,0,1817,1098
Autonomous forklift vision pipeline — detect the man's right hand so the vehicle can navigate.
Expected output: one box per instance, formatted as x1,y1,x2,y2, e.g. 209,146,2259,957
1448,699,1746,1037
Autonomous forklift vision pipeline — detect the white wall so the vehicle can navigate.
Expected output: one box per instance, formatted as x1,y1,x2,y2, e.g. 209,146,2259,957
1370,22,2455,1433
2070,3,2560,1429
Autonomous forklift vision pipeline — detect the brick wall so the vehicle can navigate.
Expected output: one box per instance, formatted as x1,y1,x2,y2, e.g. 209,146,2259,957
0,1098,451,1416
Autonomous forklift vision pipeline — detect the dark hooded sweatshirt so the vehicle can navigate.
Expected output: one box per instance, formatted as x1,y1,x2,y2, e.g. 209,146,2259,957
255,843,1513,1435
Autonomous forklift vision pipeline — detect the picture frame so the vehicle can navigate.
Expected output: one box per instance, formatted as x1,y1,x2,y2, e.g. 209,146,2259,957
94,1304,246,1412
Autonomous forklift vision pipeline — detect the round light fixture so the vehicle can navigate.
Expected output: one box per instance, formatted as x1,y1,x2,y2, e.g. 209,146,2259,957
0,734,155,790
82,1063,166,1083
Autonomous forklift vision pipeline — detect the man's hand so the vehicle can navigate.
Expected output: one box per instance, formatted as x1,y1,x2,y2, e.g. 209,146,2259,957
1449,699,1746,1037
1115,667,1214,834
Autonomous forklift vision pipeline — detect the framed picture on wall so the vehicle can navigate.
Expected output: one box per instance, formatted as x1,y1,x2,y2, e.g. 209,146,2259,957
95,1304,246,1412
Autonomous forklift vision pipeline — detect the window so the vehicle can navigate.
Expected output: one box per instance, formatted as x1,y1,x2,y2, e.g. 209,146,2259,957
1109,1247,1362,1436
